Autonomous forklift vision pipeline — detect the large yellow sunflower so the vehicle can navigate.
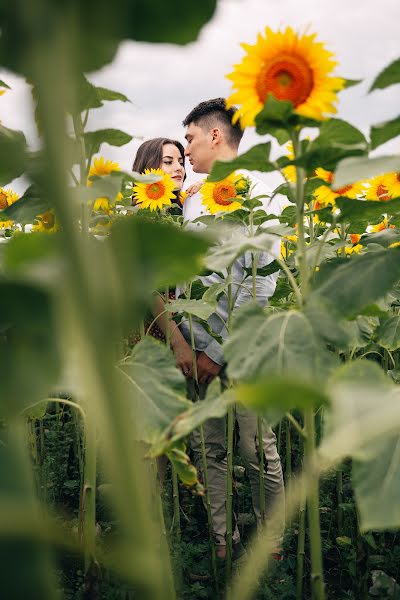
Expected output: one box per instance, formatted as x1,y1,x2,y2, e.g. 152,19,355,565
88,156,122,212
226,27,344,128
365,175,392,201
132,168,176,212
382,172,400,199
201,173,243,214
282,141,296,183
0,187,19,229
313,167,365,207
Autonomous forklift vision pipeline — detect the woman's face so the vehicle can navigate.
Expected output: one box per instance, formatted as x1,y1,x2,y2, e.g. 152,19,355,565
160,143,185,190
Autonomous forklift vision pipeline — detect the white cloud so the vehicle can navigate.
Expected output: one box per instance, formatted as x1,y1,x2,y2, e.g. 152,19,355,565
1,0,399,193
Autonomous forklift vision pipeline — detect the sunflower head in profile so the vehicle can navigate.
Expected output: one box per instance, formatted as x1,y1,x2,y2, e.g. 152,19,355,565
201,172,244,215
132,168,176,212
226,26,344,128
313,167,365,208
32,210,59,233
87,156,122,212
0,187,19,229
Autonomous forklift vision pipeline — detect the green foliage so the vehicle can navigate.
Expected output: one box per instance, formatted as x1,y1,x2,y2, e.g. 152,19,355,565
204,229,277,272
376,316,400,351
166,298,217,320
1,185,52,225
369,57,400,91
117,338,190,445
309,248,400,318
370,115,400,149
335,197,400,232
208,143,274,181
84,129,133,155
0,125,27,186
0,281,61,417
224,304,337,383
333,155,400,188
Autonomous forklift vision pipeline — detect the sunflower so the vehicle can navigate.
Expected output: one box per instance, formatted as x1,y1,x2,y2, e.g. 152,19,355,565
0,187,19,229
226,26,344,128
344,244,362,255
368,217,395,233
201,173,243,214
88,156,122,212
281,142,296,183
313,168,365,207
365,175,392,201
32,210,59,233
132,168,176,212
382,172,400,199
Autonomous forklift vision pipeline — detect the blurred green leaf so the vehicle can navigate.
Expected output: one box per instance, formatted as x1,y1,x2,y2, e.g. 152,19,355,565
204,230,277,272
361,228,400,248
342,79,362,89
95,86,130,104
0,281,60,416
224,304,337,383
309,248,400,318
3,232,60,275
376,315,400,351
118,338,190,445
1,185,52,226
208,143,274,181
369,57,400,91
166,298,217,320
296,119,368,172
335,197,400,232
371,115,400,150
235,376,328,426
0,79,11,89
334,155,400,188
166,442,203,494
0,125,27,186
84,128,133,154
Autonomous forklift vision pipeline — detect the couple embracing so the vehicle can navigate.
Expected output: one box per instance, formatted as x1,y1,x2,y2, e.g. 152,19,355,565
132,98,285,561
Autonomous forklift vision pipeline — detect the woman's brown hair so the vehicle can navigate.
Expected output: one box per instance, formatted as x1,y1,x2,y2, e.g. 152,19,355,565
132,137,185,178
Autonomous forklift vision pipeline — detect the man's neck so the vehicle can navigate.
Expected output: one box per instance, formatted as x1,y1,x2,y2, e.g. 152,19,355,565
207,147,238,174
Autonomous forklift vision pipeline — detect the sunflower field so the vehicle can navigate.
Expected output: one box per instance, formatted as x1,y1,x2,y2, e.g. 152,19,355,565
1,1,400,599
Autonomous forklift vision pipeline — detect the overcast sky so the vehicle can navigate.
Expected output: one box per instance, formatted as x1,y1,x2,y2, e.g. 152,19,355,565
1,0,399,193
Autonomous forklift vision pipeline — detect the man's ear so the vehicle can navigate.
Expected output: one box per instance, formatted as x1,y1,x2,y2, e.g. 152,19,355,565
210,127,222,145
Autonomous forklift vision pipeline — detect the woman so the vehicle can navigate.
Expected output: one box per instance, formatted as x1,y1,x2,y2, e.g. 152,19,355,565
131,138,194,377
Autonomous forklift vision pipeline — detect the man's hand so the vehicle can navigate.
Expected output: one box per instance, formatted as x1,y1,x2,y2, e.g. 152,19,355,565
172,338,194,378
196,351,222,385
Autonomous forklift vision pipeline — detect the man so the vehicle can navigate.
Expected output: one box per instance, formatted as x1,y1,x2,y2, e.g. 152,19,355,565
179,98,285,559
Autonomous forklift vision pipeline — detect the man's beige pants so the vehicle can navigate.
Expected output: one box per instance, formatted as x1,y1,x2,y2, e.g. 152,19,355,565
189,381,285,548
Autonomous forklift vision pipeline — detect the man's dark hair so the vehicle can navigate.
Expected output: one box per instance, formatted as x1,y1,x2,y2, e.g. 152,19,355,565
183,98,244,148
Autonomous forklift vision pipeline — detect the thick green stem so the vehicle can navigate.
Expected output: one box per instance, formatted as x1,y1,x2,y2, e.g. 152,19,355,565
296,480,306,600
304,408,325,600
225,266,234,580
188,311,218,592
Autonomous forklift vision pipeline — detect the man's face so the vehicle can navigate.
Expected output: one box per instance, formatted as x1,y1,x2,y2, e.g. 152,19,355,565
184,122,214,174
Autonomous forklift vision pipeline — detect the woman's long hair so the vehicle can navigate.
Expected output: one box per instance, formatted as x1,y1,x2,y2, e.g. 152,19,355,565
132,138,186,180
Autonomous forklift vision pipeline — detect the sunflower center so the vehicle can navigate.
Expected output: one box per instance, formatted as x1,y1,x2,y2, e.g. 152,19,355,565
42,211,55,229
0,192,8,210
396,173,400,183
377,183,390,200
256,53,314,107
146,182,166,200
213,183,236,206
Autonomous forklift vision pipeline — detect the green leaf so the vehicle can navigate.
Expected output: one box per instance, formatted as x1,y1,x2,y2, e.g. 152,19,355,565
117,338,191,445
279,205,297,227
224,304,337,383
84,128,133,154
255,95,294,135
0,79,11,90
204,230,278,272
235,376,328,427
342,79,362,89
370,58,400,92
3,232,60,275
2,185,52,225
371,115,400,150
296,119,368,172
0,125,27,186
360,228,400,248
376,315,400,351
0,280,61,416
334,155,400,188
166,442,203,494
353,433,400,531
208,143,274,181
166,298,216,320
309,247,400,317
95,86,130,104
335,197,400,232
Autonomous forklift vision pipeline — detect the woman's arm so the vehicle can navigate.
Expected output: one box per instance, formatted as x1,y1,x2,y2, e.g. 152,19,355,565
151,295,193,377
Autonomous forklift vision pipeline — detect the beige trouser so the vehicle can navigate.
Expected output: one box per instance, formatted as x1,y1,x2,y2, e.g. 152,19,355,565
189,380,285,547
